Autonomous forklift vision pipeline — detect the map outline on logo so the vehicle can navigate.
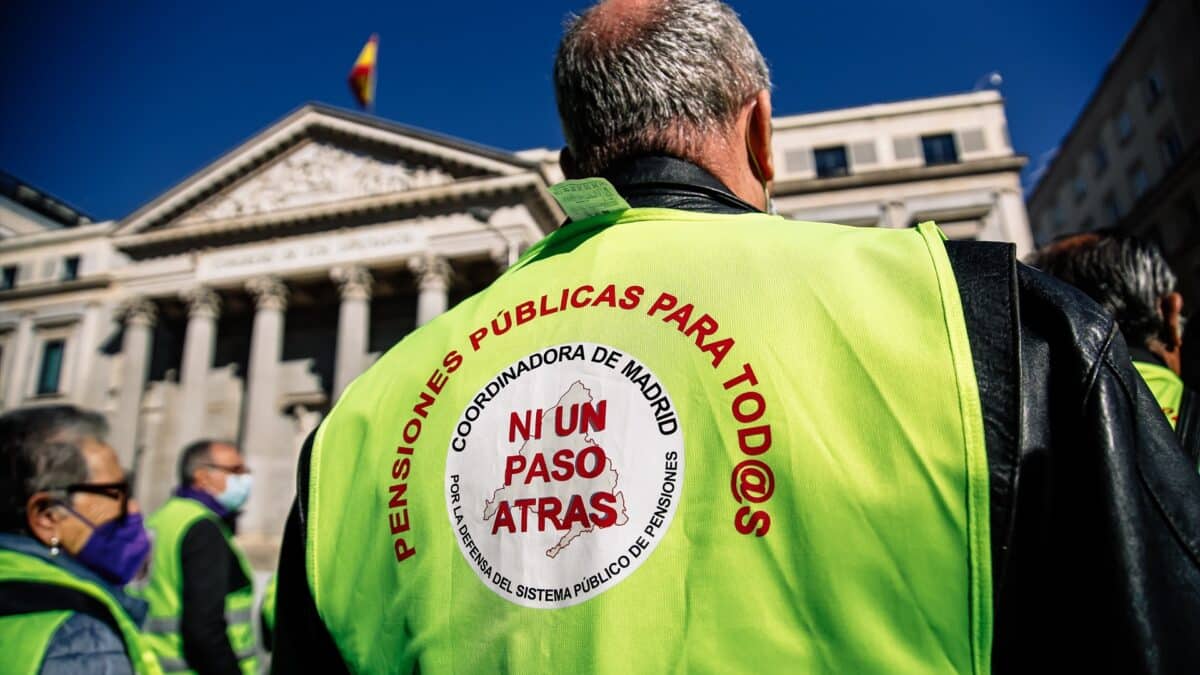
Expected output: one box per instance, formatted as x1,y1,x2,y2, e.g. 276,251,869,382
445,342,684,609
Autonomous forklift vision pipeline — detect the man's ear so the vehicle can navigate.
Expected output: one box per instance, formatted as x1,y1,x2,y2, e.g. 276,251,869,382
559,147,582,179
1162,291,1184,349
747,90,774,184
25,493,61,545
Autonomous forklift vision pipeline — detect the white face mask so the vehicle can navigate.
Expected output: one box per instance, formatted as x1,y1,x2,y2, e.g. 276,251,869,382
216,473,253,511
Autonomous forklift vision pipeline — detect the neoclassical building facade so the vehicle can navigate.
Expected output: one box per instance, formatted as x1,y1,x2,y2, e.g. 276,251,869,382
0,93,1031,566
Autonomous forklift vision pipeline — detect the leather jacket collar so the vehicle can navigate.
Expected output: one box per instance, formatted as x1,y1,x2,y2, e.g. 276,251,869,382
599,155,763,215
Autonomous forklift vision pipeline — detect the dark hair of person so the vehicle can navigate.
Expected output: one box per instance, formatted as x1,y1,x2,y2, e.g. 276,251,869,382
177,439,219,487
1028,231,1178,349
0,405,107,534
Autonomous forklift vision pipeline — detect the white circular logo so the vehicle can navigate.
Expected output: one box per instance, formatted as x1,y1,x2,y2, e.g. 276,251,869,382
445,342,684,608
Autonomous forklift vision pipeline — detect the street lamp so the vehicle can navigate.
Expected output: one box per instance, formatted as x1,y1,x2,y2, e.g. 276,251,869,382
468,206,519,269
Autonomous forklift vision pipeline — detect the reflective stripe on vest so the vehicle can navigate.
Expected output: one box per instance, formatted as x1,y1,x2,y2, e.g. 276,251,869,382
0,549,163,675
1134,360,1184,428
307,211,993,673
261,574,277,636
132,498,258,674
156,644,259,673
141,606,255,634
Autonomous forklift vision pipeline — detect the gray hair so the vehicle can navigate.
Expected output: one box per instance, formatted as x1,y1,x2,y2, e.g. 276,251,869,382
178,439,238,486
1028,231,1178,349
0,405,108,533
554,0,771,176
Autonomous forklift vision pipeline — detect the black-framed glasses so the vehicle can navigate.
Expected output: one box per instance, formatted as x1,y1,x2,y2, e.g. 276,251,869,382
202,463,250,476
49,481,131,520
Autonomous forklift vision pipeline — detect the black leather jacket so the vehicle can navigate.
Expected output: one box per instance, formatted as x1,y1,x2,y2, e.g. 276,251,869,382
272,157,1200,674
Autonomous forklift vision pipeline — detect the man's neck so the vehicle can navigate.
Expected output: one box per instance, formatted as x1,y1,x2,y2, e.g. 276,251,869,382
598,155,763,215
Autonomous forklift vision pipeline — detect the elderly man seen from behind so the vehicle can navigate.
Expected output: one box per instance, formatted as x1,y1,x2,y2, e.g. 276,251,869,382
271,2,1200,673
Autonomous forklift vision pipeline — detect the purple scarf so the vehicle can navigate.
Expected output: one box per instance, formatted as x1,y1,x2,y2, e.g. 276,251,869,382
174,485,231,519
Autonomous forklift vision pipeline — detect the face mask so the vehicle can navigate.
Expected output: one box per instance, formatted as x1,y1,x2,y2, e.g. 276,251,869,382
70,511,152,586
216,473,252,511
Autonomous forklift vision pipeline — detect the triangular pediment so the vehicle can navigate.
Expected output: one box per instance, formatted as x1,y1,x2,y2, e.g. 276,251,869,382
174,141,456,225
114,103,539,238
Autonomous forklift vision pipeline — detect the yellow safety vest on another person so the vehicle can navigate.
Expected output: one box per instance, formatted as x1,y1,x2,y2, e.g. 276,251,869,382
1133,360,1184,428
0,547,162,675
133,498,258,674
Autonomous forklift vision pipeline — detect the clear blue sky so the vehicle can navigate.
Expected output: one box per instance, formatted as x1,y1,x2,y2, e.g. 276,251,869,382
0,0,1145,221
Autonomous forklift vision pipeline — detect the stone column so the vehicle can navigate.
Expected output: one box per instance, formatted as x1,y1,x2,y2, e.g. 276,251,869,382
175,287,221,450
995,188,1035,258
241,277,289,538
110,299,156,467
81,305,116,410
408,253,451,326
71,302,104,407
881,200,909,229
2,312,35,409
331,265,373,400
242,277,287,458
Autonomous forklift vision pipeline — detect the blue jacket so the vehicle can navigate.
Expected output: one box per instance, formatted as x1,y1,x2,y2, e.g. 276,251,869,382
0,533,148,675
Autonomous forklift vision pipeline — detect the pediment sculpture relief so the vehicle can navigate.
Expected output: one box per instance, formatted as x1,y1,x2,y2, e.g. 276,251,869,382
178,142,454,224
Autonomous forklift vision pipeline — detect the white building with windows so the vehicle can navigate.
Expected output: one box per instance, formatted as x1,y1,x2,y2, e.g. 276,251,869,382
1026,0,1200,303
0,93,1032,567
770,90,1031,252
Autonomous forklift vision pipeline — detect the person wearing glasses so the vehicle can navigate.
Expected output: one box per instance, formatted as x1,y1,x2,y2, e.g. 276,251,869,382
0,405,160,674
134,440,257,674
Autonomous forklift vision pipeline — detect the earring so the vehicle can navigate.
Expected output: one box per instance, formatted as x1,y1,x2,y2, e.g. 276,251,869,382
49,536,61,557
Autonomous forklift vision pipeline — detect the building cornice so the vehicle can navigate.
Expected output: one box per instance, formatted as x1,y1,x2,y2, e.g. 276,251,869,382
0,275,112,301
0,221,116,252
115,104,536,238
773,91,1004,130
113,173,556,256
774,156,1027,196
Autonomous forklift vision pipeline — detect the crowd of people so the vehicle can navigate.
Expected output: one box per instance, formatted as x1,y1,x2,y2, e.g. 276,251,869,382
2,0,1198,673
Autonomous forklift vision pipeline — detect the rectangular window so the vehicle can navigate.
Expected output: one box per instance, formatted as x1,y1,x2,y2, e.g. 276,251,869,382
61,256,80,282
1093,145,1109,176
1053,206,1066,229
1160,127,1184,167
1117,111,1134,142
813,146,850,178
1129,162,1150,199
1073,175,1087,202
1144,73,1163,108
849,140,877,166
921,133,959,166
36,340,65,396
784,147,812,174
1103,192,1121,226
959,128,987,153
893,136,920,161
0,266,16,291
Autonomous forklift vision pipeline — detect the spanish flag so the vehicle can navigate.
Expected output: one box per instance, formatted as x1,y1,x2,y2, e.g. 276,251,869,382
348,34,378,109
